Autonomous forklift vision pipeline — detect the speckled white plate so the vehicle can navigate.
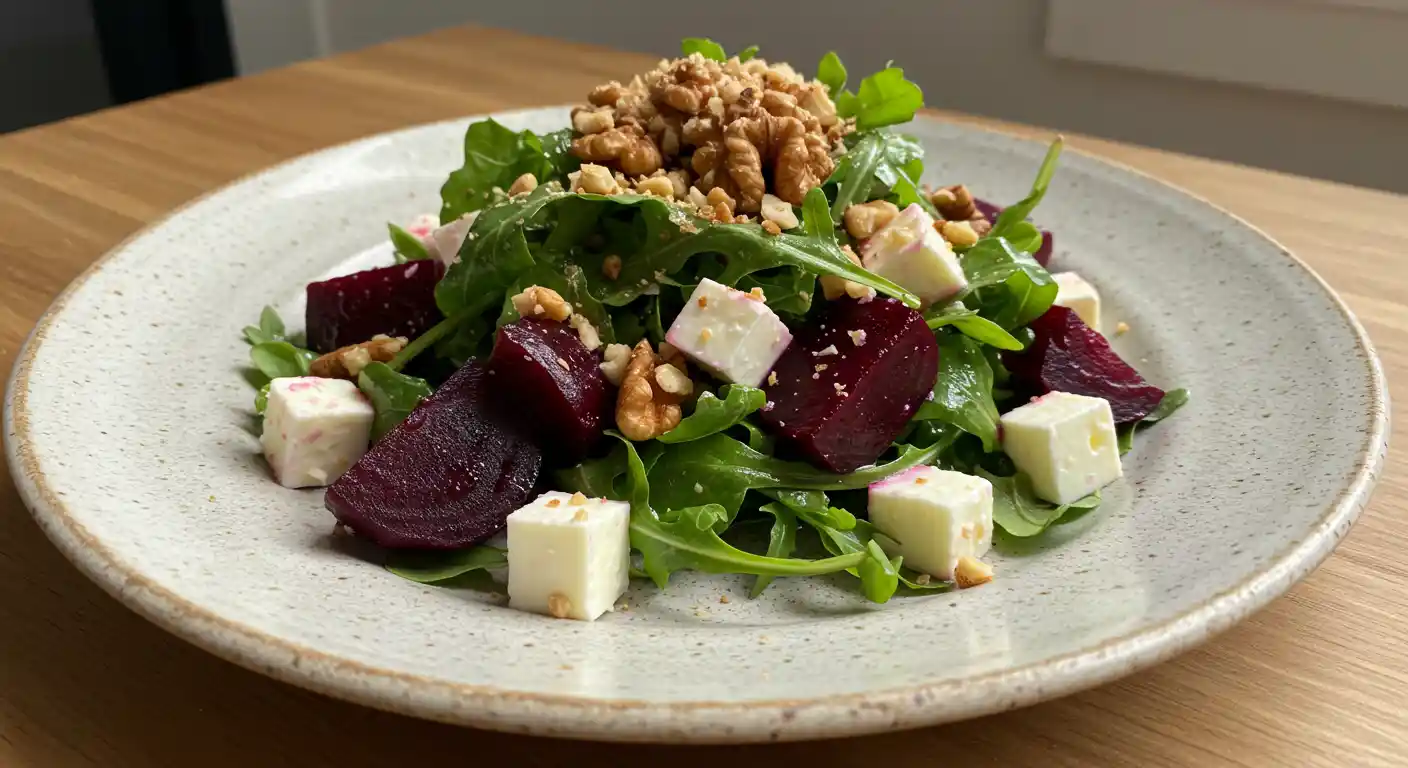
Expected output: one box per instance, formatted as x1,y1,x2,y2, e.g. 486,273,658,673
4,107,1388,743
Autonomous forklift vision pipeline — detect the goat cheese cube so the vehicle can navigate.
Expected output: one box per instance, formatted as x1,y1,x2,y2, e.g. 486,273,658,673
1052,271,1101,331
507,491,630,621
860,203,967,306
1000,391,1122,505
664,278,792,386
260,377,374,489
868,466,993,580
404,213,439,240
425,212,476,267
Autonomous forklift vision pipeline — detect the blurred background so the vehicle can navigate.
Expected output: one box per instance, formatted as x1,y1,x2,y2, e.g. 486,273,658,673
6,0,1408,192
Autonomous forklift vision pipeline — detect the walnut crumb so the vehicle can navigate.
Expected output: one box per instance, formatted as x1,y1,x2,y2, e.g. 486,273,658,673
599,343,632,386
767,371,778,386
511,285,573,322
572,508,589,522
761,219,781,235
568,492,589,506
654,363,693,395
699,328,713,342
698,296,708,308
848,329,867,346
309,335,408,379
747,287,766,302
507,172,538,196
915,573,932,585
602,255,622,280
915,476,928,485
719,595,731,604
547,592,573,619
546,499,562,508
1116,321,1131,335
955,556,994,589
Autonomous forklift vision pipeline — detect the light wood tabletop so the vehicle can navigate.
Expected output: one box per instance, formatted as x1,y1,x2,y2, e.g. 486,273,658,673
1,26,1403,768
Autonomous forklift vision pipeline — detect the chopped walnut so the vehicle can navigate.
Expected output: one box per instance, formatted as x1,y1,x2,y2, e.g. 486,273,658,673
935,219,979,248
843,200,900,240
666,169,691,199
820,245,875,301
761,220,781,236
571,163,622,196
634,175,675,199
760,193,799,230
932,184,978,222
706,186,736,221
309,335,408,379
654,363,693,396
599,343,632,385
507,173,538,197
573,127,662,177
615,340,685,440
547,592,573,619
601,255,622,280
568,314,601,351
955,556,994,589
510,285,572,322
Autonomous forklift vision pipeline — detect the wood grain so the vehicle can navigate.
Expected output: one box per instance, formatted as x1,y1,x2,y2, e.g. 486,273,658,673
0,26,1402,768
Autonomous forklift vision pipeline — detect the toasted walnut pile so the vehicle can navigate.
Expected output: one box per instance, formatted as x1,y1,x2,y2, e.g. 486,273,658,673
309,335,407,379
615,339,691,440
571,53,850,220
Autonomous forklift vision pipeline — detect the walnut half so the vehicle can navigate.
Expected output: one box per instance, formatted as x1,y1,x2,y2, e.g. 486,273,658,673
309,335,407,379
615,340,686,440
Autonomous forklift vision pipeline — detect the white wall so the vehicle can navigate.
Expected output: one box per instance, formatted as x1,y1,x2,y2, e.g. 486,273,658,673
224,0,1408,194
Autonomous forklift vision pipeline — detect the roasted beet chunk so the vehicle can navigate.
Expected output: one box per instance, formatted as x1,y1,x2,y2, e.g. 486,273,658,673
1004,305,1165,423
760,297,939,473
488,317,608,464
305,261,445,353
325,361,541,549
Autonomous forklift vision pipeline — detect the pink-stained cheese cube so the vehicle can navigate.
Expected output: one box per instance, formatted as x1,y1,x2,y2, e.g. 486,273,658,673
664,278,793,387
860,204,967,306
260,377,374,489
404,213,439,240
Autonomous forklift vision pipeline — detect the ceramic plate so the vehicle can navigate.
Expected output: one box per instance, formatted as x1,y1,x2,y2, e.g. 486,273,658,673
5,108,1388,743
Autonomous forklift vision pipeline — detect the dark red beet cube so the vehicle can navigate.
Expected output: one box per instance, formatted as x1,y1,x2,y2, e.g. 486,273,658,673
305,260,446,353
325,361,541,549
1004,305,1166,423
760,297,939,473
488,318,608,464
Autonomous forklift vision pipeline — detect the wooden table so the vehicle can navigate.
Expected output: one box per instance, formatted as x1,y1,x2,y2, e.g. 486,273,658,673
1,26,1403,768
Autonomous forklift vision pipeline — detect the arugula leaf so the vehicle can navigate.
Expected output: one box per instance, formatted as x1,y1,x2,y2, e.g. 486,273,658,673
244,305,287,346
659,385,766,443
494,263,615,345
736,266,815,318
989,136,1063,241
254,382,271,414
388,222,431,264
925,304,1024,350
816,51,847,99
357,362,433,442
386,546,508,584
980,469,1101,537
440,119,570,224
749,503,798,598
1118,388,1190,454
960,237,1058,330
859,540,901,603
681,37,727,61
735,420,775,454
916,334,1001,451
759,488,856,531
836,67,924,131
828,131,937,220
555,441,630,499
249,341,315,381
737,45,760,62
805,517,949,591
611,435,871,589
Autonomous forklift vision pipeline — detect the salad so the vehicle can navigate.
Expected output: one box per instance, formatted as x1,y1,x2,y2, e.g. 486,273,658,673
243,39,1186,620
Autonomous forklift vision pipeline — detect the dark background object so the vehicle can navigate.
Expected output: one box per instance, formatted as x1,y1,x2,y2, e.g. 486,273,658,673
91,0,235,104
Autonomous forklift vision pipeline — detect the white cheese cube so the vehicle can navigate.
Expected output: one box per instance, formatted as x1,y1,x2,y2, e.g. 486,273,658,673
1000,391,1122,505
426,212,476,267
260,377,374,489
869,466,993,580
1052,271,1101,331
664,278,793,386
507,491,630,621
860,203,967,306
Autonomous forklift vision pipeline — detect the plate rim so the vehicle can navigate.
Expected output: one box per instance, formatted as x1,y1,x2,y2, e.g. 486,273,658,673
3,108,1390,743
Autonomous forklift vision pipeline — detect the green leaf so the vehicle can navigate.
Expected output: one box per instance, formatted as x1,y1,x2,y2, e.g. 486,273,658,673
1118,388,1190,454
926,304,1024,350
990,137,1063,241
254,382,271,414
859,540,900,603
960,237,1058,330
388,222,432,264
610,435,870,590
828,132,937,220
736,45,760,62
916,334,1001,451
659,385,766,444
356,362,433,442
681,37,727,61
838,68,924,130
749,503,798,597
244,305,286,346
249,341,315,381
554,442,630,499
759,488,856,531
805,517,948,591
980,469,1101,537
386,546,508,583
816,51,847,99
439,119,567,224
